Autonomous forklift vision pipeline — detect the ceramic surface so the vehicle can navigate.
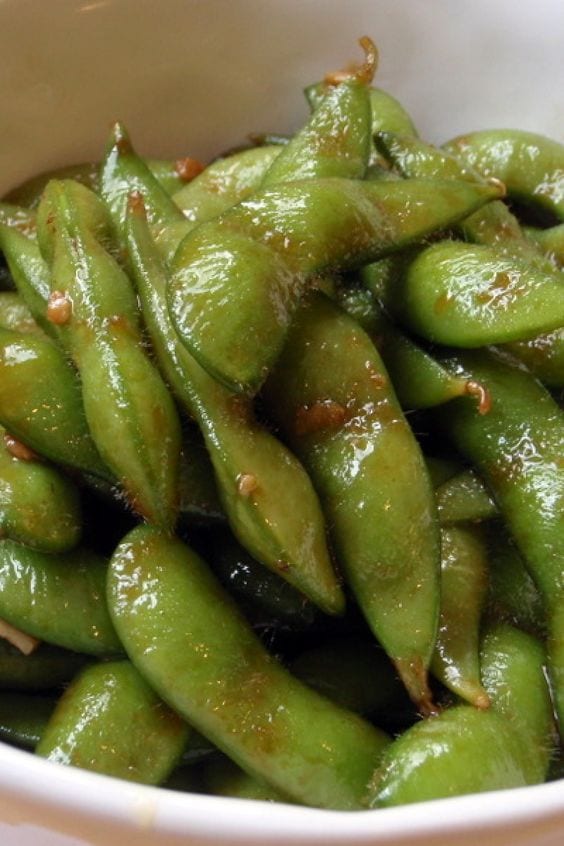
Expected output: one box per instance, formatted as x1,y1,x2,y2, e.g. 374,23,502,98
0,1,563,844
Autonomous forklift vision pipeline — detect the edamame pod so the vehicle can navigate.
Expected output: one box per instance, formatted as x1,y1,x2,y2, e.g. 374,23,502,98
0,224,60,340
369,623,554,806
370,706,529,807
431,524,490,708
38,179,181,528
435,468,498,525
374,131,534,257
507,329,564,389
126,197,344,615
480,623,556,780
375,130,564,385
444,129,564,221
0,540,121,656
170,176,503,393
0,328,109,478
37,661,189,783
264,293,440,708
261,38,373,187
173,146,280,219
435,348,564,737
336,282,490,412
526,222,564,266
0,425,82,552
305,85,418,138
387,240,564,347
107,525,390,810
100,122,194,264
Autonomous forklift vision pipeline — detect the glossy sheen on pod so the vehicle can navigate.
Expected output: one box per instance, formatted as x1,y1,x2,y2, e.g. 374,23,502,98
107,525,390,811
369,624,555,807
169,176,503,394
37,661,189,784
263,293,440,709
0,540,121,656
126,198,343,616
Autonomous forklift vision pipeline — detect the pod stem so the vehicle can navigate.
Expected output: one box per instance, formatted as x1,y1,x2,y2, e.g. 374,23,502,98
465,380,492,415
324,36,378,87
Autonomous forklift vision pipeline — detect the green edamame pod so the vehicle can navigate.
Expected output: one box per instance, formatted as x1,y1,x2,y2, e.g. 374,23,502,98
480,623,556,780
508,329,564,389
261,39,373,187
375,130,564,386
485,525,546,638
0,328,109,478
37,179,181,529
374,131,534,256
336,283,490,412
435,468,498,525
99,122,193,264
126,197,343,616
0,224,60,340
305,85,417,138
386,240,564,347
0,693,56,749
264,293,440,709
105,124,341,611
431,524,490,708
170,176,502,394
0,292,44,335
444,129,564,221
434,348,564,738
368,88,418,137
146,156,206,196
369,623,554,807
108,525,390,811
0,540,121,656
0,425,81,552
370,706,529,807
37,661,189,784
36,175,115,267
173,146,280,219
0,640,87,692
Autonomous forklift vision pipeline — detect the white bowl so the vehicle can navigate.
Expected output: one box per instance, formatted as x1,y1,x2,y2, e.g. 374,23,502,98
0,1,563,844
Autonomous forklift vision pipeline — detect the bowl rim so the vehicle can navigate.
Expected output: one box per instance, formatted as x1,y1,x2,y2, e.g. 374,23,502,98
0,741,563,843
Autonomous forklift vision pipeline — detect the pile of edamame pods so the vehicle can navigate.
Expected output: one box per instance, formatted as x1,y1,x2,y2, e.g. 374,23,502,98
0,36,562,810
